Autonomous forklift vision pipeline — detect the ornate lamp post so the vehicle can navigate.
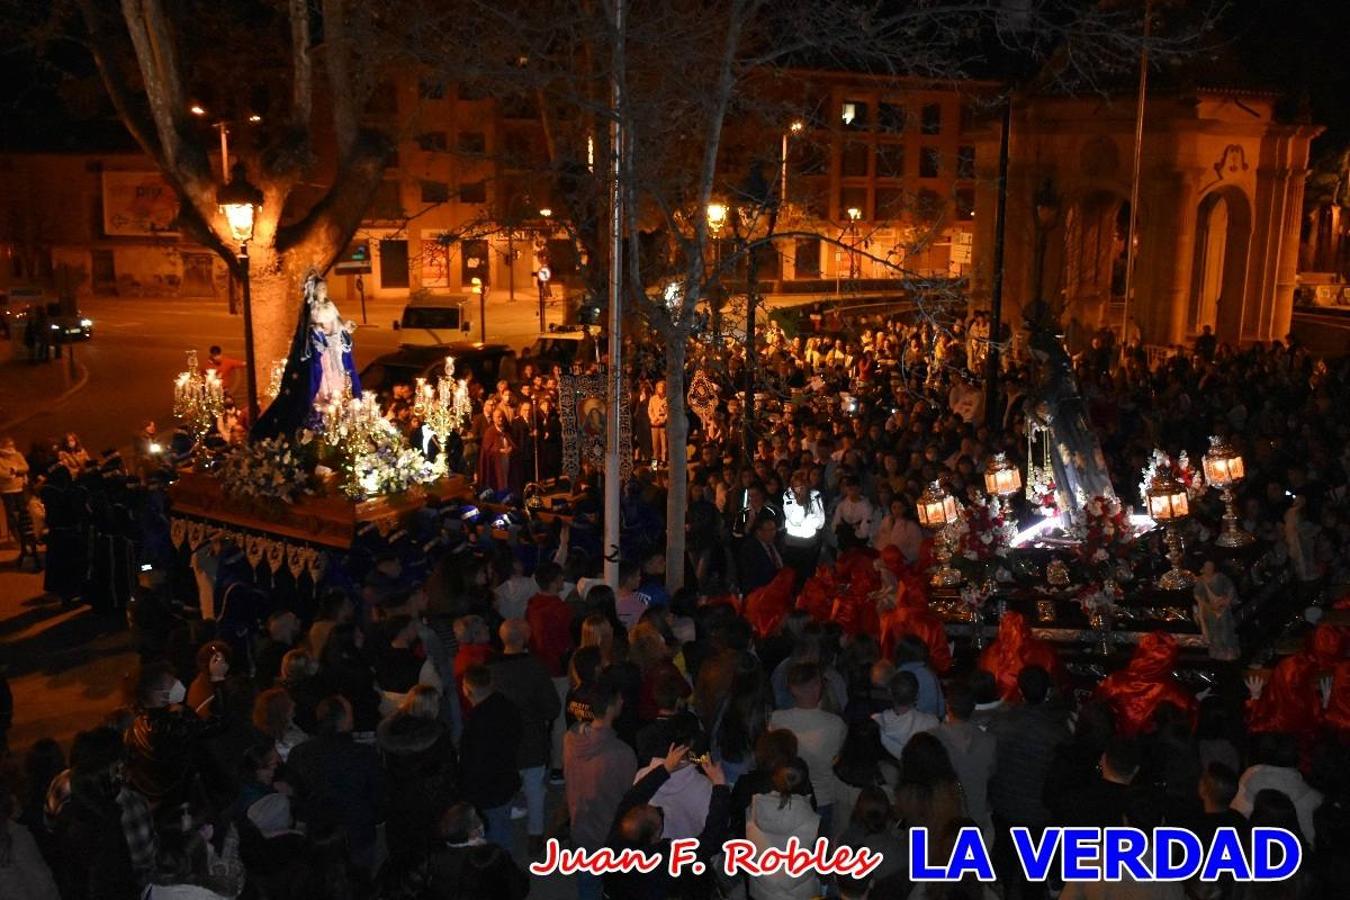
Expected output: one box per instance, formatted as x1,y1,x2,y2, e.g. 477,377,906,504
845,206,862,279
917,480,963,587
217,162,263,424
173,350,225,441
984,452,1023,498
1147,471,1195,590
1203,436,1254,548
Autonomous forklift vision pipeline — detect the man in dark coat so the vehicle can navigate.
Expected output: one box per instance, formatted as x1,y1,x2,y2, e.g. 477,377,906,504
487,618,562,857
736,513,784,595
423,802,530,900
286,694,386,874
460,664,524,850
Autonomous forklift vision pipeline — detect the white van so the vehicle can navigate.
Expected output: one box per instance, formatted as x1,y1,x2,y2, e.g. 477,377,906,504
392,293,473,346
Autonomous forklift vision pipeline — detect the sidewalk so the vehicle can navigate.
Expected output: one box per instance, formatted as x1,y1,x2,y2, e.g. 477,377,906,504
0,343,90,432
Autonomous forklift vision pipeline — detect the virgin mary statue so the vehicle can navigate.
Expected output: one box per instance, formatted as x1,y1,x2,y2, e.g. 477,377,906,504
1023,303,1116,522
252,273,361,440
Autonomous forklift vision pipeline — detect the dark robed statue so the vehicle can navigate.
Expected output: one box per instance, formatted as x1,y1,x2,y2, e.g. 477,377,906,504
1024,303,1117,521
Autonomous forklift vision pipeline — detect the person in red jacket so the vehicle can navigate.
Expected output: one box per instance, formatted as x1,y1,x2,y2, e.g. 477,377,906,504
525,560,575,678
452,615,494,713
1093,631,1196,737
978,610,1065,701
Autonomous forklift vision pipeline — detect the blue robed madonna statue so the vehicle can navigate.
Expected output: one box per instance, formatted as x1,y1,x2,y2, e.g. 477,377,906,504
252,272,361,440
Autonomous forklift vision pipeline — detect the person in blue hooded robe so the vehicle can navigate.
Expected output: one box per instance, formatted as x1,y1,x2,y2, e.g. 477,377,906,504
253,273,361,440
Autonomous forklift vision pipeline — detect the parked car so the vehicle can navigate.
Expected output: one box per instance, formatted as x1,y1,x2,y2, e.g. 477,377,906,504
528,327,594,368
359,341,511,393
4,295,93,343
391,293,474,346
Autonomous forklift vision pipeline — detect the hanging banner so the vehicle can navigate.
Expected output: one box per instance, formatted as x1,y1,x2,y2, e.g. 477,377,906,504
559,368,632,482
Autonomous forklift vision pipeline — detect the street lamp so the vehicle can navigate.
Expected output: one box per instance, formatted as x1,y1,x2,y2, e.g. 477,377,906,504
780,119,805,209
539,207,553,220
845,207,862,280
1146,471,1195,590
706,202,728,236
217,162,263,425
917,480,963,587
1203,436,1254,548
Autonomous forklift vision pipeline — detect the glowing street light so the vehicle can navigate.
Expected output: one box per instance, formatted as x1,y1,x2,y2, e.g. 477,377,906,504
217,162,264,424
706,202,728,236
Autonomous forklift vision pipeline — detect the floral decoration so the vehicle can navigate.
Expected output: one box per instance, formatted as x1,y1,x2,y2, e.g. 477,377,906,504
1074,578,1123,619
1026,467,1058,516
219,436,314,504
1069,494,1136,581
949,494,1016,583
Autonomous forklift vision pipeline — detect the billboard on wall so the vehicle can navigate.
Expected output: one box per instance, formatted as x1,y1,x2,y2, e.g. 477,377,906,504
102,171,180,237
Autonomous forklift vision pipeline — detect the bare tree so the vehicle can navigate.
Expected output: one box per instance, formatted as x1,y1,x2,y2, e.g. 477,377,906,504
71,0,402,376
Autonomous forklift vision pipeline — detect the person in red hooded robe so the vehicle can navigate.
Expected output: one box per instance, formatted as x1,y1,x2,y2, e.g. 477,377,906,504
830,547,882,638
876,547,951,674
1093,631,1197,737
1247,623,1346,736
978,611,1066,701
744,568,797,640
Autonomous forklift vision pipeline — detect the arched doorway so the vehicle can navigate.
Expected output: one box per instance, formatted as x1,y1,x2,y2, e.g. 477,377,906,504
1190,187,1252,343
1060,190,1129,335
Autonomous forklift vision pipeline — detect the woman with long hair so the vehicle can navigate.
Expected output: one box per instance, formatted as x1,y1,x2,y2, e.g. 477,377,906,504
895,731,966,836
251,687,308,762
745,758,821,900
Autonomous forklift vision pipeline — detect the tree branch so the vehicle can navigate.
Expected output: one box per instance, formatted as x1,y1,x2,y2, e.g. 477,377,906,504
289,0,313,131
274,131,391,256
321,0,359,161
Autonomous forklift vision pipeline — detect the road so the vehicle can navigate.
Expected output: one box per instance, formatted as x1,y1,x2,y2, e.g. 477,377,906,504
6,290,555,455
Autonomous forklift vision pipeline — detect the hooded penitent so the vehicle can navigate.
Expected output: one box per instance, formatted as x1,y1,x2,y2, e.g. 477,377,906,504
978,611,1065,701
1094,631,1196,736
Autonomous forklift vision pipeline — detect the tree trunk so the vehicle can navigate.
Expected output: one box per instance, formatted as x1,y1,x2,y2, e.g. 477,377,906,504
238,234,352,404
664,332,689,593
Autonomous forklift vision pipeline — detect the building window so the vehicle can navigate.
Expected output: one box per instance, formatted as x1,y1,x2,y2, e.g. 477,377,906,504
878,103,906,134
416,131,448,152
457,131,487,155
956,146,975,180
379,240,410,289
460,180,488,204
369,180,404,219
418,78,446,99
841,141,870,178
792,140,828,176
915,188,943,221
919,147,941,178
839,186,867,220
841,100,868,130
420,180,450,204
875,187,905,221
876,143,905,179
955,186,976,220
921,103,942,135
794,237,822,277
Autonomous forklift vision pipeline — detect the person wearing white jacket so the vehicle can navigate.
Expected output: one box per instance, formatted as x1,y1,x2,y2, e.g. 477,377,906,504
872,670,939,762
781,473,826,580
746,759,822,900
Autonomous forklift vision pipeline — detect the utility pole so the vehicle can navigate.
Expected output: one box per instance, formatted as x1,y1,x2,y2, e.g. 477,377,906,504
603,0,625,588
1121,0,1151,350
984,100,1012,429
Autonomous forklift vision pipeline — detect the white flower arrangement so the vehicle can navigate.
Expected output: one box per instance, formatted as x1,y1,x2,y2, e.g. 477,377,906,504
219,436,313,504
1138,448,1206,507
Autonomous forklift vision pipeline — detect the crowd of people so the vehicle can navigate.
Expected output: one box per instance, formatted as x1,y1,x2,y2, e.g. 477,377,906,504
1,303,1349,900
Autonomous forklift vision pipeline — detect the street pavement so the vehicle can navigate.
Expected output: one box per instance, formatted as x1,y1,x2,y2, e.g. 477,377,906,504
1,290,558,457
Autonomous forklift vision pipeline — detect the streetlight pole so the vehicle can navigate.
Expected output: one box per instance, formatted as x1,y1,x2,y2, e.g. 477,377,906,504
603,0,625,588
779,120,803,209
984,100,1012,429
238,242,258,423
538,208,553,333
217,162,263,425
743,222,758,463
